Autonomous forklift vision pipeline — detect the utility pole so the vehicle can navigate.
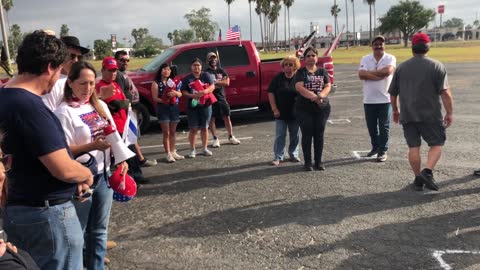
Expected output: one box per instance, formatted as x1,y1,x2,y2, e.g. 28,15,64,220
0,2,11,66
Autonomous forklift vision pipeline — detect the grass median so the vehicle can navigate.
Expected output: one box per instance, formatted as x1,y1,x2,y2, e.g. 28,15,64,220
1,40,478,77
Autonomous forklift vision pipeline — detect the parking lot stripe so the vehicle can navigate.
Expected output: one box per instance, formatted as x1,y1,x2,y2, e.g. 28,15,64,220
140,136,254,149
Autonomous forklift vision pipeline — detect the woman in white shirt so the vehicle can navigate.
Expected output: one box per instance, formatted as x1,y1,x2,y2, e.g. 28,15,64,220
55,61,127,270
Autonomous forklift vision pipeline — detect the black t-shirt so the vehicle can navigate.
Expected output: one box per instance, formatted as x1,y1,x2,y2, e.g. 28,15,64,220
205,67,228,101
267,72,297,120
0,88,76,202
294,67,330,108
115,71,131,100
180,72,214,109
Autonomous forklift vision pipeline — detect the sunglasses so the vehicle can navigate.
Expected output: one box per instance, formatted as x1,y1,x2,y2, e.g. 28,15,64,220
305,54,316,58
0,154,12,172
284,63,294,67
70,53,83,61
118,58,130,63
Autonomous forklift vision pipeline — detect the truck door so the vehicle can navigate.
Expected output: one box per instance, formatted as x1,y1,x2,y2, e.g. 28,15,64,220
216,45,258,107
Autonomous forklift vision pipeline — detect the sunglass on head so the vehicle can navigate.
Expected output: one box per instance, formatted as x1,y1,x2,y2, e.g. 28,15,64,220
0,154,12,172
70,53,83,61
118,58,130,63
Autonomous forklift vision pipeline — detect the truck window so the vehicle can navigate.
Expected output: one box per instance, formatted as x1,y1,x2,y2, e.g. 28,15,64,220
217,45,250,68
141,47,176,72
172,48,209,75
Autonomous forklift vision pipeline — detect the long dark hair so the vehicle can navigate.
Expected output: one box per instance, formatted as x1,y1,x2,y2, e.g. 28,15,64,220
154,63,174,82
64,61,108,119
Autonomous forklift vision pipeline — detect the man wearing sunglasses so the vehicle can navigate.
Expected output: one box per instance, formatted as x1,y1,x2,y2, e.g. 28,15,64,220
42,35,90,111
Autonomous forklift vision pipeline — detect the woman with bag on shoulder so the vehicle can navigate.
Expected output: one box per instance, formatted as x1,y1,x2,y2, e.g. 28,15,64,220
54,61,128,270
295,47,332,171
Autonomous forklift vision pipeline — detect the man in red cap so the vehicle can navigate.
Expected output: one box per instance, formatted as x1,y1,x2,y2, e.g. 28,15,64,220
388,32,453,192
96,57,149,185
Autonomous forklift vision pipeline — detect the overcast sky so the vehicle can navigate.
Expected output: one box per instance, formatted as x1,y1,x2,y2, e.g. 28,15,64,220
7,0,479,47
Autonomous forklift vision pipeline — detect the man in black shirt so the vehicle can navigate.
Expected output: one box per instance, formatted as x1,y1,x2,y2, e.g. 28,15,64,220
205,52,241,148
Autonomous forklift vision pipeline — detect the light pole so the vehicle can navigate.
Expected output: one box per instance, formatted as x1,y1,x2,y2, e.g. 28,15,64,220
0,3,11,67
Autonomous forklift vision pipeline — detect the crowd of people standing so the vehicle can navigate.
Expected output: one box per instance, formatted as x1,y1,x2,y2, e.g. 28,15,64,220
0,28,455,270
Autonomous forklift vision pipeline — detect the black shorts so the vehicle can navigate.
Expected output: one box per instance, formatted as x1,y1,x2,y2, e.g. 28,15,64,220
212,98,231,118
402,121,446,147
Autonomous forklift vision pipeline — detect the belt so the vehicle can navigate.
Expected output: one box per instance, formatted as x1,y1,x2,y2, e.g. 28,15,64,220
8,198,71,207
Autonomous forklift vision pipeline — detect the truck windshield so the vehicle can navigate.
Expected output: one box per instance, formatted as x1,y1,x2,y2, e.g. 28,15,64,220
140,48,177,72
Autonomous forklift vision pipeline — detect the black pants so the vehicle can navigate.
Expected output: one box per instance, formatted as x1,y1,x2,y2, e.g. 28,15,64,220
296,104,331,166
127,144,144,181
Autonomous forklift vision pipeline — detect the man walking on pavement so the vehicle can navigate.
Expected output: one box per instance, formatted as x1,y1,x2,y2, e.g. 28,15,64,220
205,52,241,148
114,50,157,167
358,35,396,162
389,32,453,191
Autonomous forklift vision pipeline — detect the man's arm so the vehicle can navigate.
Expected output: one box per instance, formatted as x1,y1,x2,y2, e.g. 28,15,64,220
390,95,400,124
39,149,93,185
441,88,453,128
215,76,230,87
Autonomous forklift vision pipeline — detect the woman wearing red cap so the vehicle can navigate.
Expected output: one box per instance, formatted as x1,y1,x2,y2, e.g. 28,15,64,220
55,61,128,269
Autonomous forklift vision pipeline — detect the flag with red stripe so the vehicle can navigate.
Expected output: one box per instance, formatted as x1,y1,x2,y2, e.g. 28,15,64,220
226,25,241,40
296,31,316,58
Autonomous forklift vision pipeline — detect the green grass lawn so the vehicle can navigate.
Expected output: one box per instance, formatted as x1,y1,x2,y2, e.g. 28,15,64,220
1,40,479,77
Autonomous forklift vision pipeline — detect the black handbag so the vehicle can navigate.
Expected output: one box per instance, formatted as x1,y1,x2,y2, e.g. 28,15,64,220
0,248,40,270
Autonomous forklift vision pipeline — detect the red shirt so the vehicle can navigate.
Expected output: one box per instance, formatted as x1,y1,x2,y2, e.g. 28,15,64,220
96,80,128,134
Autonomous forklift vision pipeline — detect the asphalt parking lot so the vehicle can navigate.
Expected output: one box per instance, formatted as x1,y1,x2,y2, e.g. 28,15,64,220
108,62,480,270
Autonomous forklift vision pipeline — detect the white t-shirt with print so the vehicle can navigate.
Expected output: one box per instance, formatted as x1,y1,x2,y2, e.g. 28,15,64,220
42,74,67,111
54,100,115,173
359,52,396,104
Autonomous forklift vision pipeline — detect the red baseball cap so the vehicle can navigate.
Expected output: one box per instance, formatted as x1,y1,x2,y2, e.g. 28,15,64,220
412,33,430,45
102,56,118,70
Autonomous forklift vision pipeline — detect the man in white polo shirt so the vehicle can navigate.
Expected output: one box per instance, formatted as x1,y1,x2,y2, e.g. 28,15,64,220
358,35,396,162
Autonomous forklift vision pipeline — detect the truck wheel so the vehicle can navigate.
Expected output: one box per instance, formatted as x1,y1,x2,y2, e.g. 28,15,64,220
133,103,151,134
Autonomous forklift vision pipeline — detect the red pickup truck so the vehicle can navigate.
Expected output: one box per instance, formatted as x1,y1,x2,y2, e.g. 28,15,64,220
128,40,336,132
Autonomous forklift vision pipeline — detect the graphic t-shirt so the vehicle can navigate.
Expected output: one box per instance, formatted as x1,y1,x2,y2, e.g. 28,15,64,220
180,72,215,109
155,79,180,105
96,80,128,134
205,67,229,101
55,100,114,173
294,66,330,105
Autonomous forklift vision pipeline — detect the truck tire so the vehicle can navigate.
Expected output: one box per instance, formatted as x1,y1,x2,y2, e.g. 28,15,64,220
133,102,151,134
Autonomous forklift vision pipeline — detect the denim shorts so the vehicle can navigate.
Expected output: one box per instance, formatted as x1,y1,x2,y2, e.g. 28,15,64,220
156,104,180,123
187,105,212,129
402,121,446,147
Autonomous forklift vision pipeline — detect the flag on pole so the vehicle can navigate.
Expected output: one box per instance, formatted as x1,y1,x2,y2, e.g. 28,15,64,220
296,31,316,58
122,106,138,145
323,26,345,57
226,25,241,40
218,29,222,41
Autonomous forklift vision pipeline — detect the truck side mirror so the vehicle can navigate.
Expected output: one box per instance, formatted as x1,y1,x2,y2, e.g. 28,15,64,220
170,65,178,78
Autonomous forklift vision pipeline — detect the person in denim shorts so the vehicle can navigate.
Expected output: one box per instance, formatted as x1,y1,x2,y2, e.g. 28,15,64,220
389,33,453,192
151,63,184,163
180,58,215,158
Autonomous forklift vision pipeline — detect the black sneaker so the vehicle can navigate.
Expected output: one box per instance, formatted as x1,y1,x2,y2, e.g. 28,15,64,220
474,169,480,176
377,152,387,162
419,169,439,191
135,177,150,184
366,149,379,157
412,176,424,191
304,164,314,171
314,163,325,171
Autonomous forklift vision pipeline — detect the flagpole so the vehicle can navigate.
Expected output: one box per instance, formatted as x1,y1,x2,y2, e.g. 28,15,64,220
0,4,11,71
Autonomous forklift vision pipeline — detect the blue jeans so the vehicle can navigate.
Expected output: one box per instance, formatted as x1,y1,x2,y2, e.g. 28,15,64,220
364,103,391,152
4,201,84,270
74,173,113,270
274,119,300,160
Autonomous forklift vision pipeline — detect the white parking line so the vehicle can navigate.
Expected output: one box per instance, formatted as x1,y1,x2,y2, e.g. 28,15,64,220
328,119,351,124
351,150,376,160
433,250,480,270
140,136,254,149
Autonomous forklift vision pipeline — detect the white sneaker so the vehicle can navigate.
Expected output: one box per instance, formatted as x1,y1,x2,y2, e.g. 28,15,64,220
212,138,221,148
229,136,240,145
202,148,213,156
188,149,196,158
166,153,176,163
172,151,185,160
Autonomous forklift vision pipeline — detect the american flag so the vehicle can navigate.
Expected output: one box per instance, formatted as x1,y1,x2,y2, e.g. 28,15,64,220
226,25,241,40
296,31,316,58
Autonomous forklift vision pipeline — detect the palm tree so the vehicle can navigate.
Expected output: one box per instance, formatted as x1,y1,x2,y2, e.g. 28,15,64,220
226,0,235,29
351,0,356,45
167,32,173,45
248,0,255,40
2,0,13,56
283,0,294,49
330,2,341,37
255,0,265,49
363,0,375,41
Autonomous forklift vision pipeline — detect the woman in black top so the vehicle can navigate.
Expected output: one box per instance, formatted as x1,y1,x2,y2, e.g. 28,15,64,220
295,47,332,171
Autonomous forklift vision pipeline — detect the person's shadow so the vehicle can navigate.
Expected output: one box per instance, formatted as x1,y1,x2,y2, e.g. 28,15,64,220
122,174,479,241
